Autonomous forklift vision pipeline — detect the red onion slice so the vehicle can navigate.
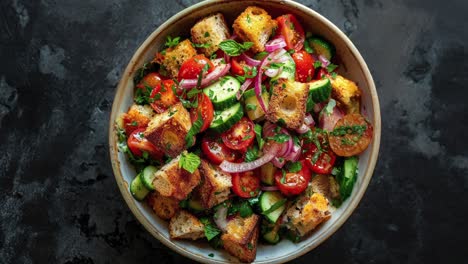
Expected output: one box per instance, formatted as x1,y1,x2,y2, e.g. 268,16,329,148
220,144,280,173
213,205,228,232
284,143,301,162
318,55,331,67
241,53,261,66
261,186,279,191
236,78,253,100
304,113,315,126
265,35,287,52
272,157,286,168
179,64,231,90
319,104,344,131
296,123,310,134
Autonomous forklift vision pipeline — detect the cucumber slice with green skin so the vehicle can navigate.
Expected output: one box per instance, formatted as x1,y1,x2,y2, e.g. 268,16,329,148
260,191,287,223
130,173,150,201
271,53,296,81
141,165,158,191
242,86,267,100
263,230,280,244
203,76,241,110
209,103,244,133
309,37,335,60
308,78,332,103
260,162,277,185
337,156,359,200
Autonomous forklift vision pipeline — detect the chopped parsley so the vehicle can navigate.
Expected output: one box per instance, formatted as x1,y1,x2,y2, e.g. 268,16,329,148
200,218,221,241
165,35,180,48
179,152,201,173
246,103,257,111
185,112,203,147
244,145,259,162
313,60,322,69
326,63,338,73
267,133,290,143
192,42,211,48
286,161,302,173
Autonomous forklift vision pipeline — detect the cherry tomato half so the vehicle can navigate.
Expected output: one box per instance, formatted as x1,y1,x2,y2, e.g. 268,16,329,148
190,93,214,132
150,79,179,113
274,160,311,196
303,142,337,174
232,170,261,198
201,136,242,165
178,54,214,81
276,14,305,52
221,117,255,151
292,50,315,82
127,128,163,160
136,72,163,89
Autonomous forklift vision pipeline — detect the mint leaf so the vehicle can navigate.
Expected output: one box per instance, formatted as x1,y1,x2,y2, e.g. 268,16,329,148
179,152,201,173
200,218,221,241
219,40,253,56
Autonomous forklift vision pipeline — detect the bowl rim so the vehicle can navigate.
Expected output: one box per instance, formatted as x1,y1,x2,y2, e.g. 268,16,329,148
108,0,381,263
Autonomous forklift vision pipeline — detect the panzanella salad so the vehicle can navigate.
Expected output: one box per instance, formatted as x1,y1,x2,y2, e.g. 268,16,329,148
116,6,373,262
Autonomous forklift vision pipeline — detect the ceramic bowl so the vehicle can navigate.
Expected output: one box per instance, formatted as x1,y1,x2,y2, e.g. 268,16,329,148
109,0,381,263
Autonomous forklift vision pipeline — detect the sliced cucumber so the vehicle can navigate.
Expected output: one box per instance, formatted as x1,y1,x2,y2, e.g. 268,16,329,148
203,76,241,110
209,103,244,133
242,86,267,100
260,191,286,223
309,37,335,60
260,162,277,185
308,78,332,103
130,173,150,201
263,229,280,244
141,165,158,191
271,53,296,81
244,92,269,121
337,156,358,200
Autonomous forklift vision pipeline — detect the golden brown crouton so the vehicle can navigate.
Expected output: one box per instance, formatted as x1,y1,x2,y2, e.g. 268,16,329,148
222,214,260,263
195,160,232,209
154,39,197,78
311,174,341,201
146,191,179,220
191,13,231,56
285,193,331,237
144,102,191,157
330,75,361,114
151,153,201,200
169,210,205,240
266,79,309,130
233,6,278,53
117,104,154,133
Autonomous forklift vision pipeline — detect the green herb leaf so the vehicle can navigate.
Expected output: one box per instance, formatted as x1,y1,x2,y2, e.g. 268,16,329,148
192,42,211,48
304,39,314,54
313,60,322,69
200,218,221,241
185,112,203,147
179,152,201,174
244,145,259,162
219,40,254,56
324,99,336,115
246,103,257,111
239,202,253,218
165,36,180,48
286,161,302,173
267,134,290,143
326,63,338,73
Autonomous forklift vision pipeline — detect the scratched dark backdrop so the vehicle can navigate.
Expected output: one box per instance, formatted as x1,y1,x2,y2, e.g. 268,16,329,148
1,0,467,263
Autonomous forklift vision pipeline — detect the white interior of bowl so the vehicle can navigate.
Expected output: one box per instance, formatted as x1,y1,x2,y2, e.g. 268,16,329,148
109,0,381,263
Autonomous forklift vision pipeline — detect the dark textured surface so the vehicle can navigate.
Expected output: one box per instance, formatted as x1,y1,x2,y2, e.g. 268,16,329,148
1,0,467,263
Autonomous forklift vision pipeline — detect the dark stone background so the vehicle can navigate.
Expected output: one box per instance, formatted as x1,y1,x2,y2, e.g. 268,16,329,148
1,0,467,263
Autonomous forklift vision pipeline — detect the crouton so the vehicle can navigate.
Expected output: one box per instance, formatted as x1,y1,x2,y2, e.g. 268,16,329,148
191,13,231,56
222,214,260,263
266,79,309,130
154,39,197,78
146,191,179,220
330,75,361,114
169,210,205,240
311,174,341,201
144,102,192,157
152,153,201,200
117,104,154,134
194,160,232,209
233,6,278,53
284,193,331,237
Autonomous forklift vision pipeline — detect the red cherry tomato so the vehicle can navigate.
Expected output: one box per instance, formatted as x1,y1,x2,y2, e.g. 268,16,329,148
221,117,255,151
150,79,179,113
190,93,214,132
178,55,214,81
136,72,163,89
127,128,163,160
315,68,330,80
201,136,242,165
303,142,337,174
232,170,261,198
276,14,305,52
231,57,248,76
292,50,315,82
274,160,311,196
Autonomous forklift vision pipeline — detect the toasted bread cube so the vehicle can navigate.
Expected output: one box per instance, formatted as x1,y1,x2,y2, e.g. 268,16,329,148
154,39,197,78
222,214,260,263
169,210,205,240
152,153,201,200
146,191,179,220
191,13,231,57
330,75,361,114
195,160,232,209
144,102,191,157
285,193,331,236
117,104,154,133
266,79,309,130
311,174,341,201
233,6,277,53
